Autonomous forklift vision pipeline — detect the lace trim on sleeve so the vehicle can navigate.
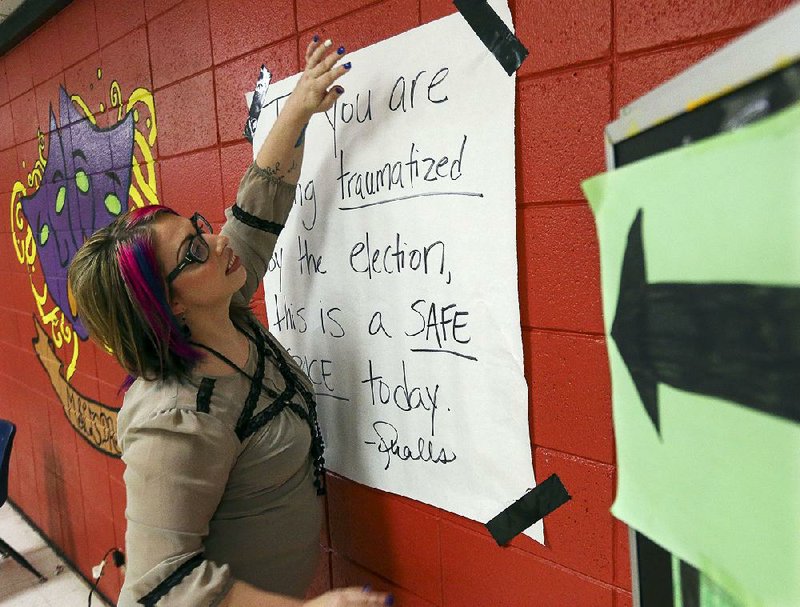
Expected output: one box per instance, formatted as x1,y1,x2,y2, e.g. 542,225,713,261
137,553,205,606
231,203,284,235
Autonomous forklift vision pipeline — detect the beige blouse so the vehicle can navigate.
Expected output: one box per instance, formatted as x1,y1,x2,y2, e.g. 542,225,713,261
116,164,323,607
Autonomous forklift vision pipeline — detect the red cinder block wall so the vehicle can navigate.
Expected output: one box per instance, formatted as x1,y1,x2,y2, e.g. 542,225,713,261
0,0,790,605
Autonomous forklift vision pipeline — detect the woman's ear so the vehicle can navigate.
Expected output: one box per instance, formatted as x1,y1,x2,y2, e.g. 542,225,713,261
170,299,186,317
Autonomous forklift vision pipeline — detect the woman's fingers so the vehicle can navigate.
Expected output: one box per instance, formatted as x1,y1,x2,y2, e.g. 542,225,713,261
295,36,350,115
307,37,333,71
316,84,345,113
306,587,393,607
310,43,345,77
319,64,348,92
304,37,320,64
341,586,392,605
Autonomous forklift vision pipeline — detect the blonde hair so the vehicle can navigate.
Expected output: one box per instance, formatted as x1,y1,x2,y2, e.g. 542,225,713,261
69,205,206,387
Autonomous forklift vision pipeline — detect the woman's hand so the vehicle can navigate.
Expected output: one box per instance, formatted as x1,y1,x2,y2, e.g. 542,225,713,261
252,36,348,183
304,586,393,607
285,37,350,120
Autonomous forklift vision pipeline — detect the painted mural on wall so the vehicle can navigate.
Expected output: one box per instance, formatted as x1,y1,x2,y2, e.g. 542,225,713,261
9,70,159,456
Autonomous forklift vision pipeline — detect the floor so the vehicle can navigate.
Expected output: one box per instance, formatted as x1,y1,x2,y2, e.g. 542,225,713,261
0,504,112,607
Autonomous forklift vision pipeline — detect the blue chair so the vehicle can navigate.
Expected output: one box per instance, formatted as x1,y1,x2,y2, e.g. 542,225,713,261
0,419,47,583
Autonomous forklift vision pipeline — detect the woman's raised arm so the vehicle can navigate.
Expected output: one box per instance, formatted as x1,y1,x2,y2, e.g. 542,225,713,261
221,38,349,305
255,37,350,186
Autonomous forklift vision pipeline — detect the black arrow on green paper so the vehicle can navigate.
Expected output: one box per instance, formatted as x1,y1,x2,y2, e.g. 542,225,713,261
611,210,800,434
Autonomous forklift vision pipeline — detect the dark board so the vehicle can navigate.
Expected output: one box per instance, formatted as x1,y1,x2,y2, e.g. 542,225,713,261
0,0,71,56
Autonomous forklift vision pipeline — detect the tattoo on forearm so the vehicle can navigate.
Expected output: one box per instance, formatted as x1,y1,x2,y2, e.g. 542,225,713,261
260,161,285,184
294,124,308,148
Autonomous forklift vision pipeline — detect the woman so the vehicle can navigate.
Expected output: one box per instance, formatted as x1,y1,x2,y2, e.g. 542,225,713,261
68,38,391,607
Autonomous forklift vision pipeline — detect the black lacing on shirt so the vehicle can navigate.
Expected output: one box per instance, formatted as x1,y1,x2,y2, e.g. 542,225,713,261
231,204,284,235
191,320,326,495
137,553,205,606
233,325,267,439
196,378,215,413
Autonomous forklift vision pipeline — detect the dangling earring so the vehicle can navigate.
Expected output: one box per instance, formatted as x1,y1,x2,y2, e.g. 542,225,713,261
180,315,191,338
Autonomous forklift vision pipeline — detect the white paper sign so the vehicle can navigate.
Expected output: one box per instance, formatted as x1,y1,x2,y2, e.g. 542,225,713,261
254,6,543,542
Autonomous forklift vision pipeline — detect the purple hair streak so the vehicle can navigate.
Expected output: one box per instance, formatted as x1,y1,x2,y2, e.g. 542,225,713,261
126,205,166,225
116,206,201,382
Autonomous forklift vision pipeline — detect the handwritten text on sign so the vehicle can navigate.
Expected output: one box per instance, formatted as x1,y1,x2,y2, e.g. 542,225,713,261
255,9,543,542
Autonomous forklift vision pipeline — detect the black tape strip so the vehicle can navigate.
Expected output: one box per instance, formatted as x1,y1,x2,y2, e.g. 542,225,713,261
452,0,529,76
243,64,270,143
486,474,571,545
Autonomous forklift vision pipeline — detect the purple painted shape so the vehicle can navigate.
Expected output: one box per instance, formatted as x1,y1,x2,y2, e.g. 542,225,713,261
20,87,136,340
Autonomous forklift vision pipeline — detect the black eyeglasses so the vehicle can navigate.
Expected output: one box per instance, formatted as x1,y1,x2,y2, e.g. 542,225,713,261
166,212,213,284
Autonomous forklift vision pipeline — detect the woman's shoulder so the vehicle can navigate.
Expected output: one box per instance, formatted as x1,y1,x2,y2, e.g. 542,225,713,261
118,377,198,435
117,376,241,462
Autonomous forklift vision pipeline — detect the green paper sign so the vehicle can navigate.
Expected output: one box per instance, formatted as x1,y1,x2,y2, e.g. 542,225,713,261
583,102,800,606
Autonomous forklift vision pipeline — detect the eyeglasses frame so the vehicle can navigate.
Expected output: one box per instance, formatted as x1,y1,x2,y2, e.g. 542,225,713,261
165,212,213,284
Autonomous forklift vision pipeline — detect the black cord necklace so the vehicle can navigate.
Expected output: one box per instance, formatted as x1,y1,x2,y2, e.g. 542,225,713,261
191,321,326,495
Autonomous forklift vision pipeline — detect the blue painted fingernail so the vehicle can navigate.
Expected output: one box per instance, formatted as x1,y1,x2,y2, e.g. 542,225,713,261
335,86,344,94
313,34,319,42
337,46,345,55
385,595,395,606
343,62,351,69
362,585,371,592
